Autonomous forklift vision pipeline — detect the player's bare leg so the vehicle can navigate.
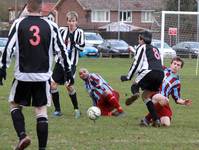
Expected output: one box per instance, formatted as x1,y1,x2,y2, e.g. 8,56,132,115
152,93,169,106
160,116,171,127
66,85,81,119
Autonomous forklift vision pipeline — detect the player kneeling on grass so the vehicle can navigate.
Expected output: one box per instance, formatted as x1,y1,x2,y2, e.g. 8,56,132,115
141,93,192,127
126,56,192,127
79,68,125,117
141,56,192,127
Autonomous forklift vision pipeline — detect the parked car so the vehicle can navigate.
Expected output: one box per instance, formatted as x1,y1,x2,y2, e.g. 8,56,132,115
151,39,176,58
0,37,8,56
79,46,99,57
97,39,133,57
172,41,199,58
84,32,103,47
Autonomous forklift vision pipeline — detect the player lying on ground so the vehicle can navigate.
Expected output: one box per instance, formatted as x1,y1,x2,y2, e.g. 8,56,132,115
79,68,125,117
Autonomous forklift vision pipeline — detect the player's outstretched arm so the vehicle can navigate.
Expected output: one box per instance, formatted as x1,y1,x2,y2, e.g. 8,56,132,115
176,98,192,106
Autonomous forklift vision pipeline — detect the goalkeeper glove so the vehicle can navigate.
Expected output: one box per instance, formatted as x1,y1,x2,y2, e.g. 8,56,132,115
64,70,74,86
120,75,128,82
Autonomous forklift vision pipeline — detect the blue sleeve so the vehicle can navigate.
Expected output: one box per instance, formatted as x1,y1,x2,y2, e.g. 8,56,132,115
171,84,181,102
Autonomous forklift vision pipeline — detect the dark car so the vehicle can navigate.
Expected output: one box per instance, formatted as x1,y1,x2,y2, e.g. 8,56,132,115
172,41,199,58
97,39,132,57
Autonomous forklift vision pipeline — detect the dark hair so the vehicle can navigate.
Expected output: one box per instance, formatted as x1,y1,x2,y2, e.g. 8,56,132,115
139,30,152,44
36,0,42,3
171,56,184,68
27,0,42,12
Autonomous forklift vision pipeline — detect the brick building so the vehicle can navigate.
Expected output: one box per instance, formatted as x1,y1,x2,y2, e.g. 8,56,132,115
54,0,168,31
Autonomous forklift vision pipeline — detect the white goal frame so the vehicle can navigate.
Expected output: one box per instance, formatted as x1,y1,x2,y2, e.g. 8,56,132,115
161,11,199,76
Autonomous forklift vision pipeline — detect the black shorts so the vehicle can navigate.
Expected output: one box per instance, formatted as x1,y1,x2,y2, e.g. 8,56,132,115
52,63,76,85
138,70,164,92
9,79,51,107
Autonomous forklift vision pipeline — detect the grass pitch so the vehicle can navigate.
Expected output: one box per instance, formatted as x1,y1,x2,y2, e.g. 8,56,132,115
0,58,199,150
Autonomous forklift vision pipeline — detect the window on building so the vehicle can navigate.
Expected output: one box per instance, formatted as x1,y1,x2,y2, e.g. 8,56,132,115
120,11,132,22
141,11,154,23
91,10,110,22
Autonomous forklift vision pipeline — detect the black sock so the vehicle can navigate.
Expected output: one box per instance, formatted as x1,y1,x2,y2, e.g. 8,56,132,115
37,117,48,149
131,83,139,94
51,91,61,112
145,100,158,121
69,92,78,109
11,108,26,140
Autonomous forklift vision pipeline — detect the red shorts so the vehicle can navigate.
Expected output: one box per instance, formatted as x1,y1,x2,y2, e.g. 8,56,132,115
145,103,172,121
97,90,119,116
156,103,172,119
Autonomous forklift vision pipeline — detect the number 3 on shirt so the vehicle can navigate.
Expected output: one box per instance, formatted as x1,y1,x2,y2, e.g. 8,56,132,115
152,48,161,60
29,25,41,46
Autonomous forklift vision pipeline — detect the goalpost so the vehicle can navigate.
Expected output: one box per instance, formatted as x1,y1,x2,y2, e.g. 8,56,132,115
161,11,199,76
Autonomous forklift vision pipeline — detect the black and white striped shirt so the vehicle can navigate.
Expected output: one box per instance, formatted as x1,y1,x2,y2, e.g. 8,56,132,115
58,26,85,66
127,44,163,83
0,16,71,81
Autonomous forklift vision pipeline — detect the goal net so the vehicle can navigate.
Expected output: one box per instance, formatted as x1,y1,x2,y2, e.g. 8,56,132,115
160,11,199,75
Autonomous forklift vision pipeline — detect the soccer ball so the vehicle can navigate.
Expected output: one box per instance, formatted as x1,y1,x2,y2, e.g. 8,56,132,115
87,106,101,120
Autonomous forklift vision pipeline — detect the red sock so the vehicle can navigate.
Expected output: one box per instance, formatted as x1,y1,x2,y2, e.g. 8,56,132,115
145,113,152,123
107,94,123,113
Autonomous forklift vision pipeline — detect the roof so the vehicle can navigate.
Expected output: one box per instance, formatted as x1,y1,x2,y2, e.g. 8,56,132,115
99,22,151,32
55,0,166,11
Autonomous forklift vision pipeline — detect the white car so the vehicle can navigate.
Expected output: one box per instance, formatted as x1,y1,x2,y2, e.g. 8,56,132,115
84,32,103,47
152,39,176,58
0,37,8,56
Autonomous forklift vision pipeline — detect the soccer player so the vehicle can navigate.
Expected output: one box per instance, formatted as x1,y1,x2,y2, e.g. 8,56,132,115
120,31,164,127
51,11,85,118
79,68,124,116
0,0,73,149
140,56,192,127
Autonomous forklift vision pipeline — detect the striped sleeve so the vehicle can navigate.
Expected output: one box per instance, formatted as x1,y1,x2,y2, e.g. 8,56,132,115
51,23,71,72
59,27,66,35
73,28,85,51
90,73,101,87
59,26,68,41
76,28,85,47
171,83,181,102
0,19,19,69
126,44,145,80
